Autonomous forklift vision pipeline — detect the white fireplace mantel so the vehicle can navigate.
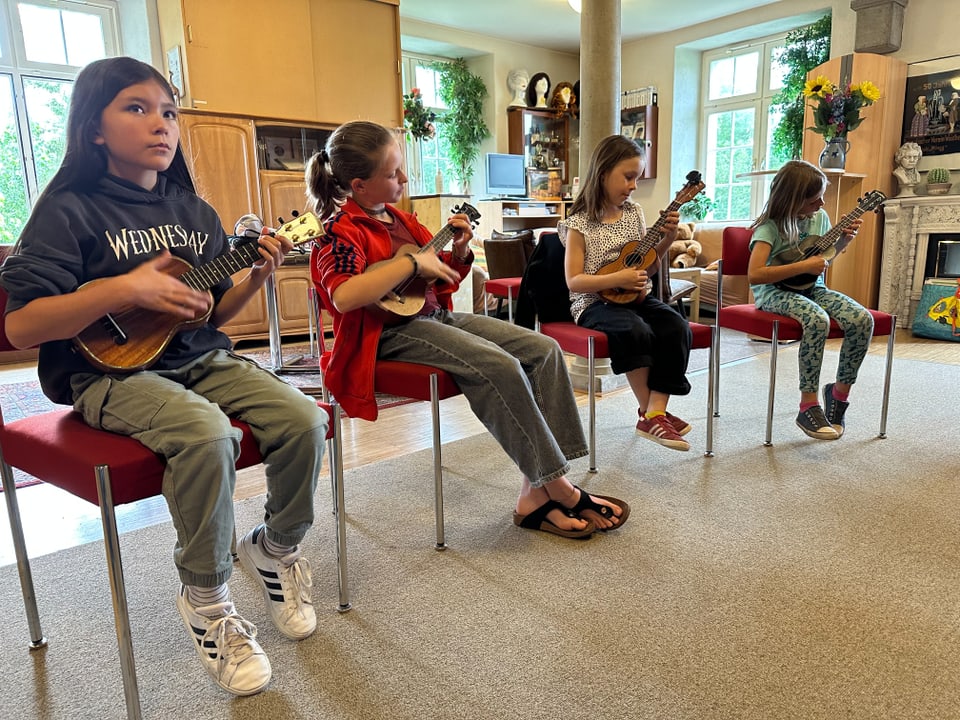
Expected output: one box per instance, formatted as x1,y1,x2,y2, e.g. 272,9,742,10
879,194,960,327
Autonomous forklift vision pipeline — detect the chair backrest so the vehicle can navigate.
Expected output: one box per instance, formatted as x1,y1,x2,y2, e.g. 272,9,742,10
483,229,535,279
515,231,574,328
721,226,753,277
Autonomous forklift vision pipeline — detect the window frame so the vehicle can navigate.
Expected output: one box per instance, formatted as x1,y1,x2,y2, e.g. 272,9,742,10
0,0,118,234
400,51,455,196
698,33,787,221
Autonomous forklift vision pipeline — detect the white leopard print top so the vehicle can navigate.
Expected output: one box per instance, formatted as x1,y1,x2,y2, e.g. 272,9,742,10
558,201,647,322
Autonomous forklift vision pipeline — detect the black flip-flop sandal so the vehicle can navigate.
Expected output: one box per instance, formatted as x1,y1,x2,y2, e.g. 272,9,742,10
512,500,595,539
568,485,631,531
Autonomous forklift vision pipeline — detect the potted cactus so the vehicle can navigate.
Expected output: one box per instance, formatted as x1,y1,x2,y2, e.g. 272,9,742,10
926,167,952,195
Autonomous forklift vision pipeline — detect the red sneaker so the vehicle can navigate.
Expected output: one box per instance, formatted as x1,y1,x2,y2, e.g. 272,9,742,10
664,412,691,436
636,414,690,451
637,409,691,436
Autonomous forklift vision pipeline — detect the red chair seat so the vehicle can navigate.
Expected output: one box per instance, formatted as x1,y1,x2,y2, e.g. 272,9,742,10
715,225,896,445
0,411,263,506
374,360,462,400
540,321,609,358
484,277,522,298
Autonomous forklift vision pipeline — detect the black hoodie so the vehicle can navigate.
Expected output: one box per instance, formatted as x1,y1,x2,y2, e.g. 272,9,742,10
0,174,234,405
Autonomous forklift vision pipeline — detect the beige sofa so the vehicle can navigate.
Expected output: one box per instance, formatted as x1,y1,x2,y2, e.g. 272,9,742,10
689,220,753,310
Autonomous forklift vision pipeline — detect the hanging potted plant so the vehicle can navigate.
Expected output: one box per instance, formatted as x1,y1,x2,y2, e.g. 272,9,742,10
433,58,490,193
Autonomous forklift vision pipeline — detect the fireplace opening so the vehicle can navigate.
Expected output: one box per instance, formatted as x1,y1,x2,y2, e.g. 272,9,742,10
925,236,960,279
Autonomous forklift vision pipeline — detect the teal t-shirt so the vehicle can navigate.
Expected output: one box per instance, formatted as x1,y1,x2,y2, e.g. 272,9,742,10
749,208,831,302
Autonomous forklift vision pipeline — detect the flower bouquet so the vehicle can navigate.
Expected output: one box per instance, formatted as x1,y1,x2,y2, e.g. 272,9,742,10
804,75,881,140
402,88,437,141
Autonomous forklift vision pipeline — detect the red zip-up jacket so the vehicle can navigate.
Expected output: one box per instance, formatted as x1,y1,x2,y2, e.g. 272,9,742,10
311,197,470,420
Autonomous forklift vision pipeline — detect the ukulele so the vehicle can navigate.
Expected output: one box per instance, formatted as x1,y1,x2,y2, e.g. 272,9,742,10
597,170,705,304
74,213,325,372
368,202,481,321
771,189,886,292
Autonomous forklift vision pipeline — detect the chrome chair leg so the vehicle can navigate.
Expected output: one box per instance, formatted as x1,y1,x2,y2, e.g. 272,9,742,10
95,465,143,720
764,321,779,446
431,373,447,550
878,316,896,439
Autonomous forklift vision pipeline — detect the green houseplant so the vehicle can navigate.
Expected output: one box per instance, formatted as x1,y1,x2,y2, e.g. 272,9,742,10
769,14,832,163
679,193,716,222
433,58,490,192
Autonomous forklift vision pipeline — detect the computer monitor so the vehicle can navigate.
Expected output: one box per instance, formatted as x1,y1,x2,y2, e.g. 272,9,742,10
484,153,526,198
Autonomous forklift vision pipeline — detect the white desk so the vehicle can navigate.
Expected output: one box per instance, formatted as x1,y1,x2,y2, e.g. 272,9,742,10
670,266,702,323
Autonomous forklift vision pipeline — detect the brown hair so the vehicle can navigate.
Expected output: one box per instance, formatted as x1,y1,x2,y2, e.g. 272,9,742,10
305,120,395,220
567,134,645,223
752,160,828,246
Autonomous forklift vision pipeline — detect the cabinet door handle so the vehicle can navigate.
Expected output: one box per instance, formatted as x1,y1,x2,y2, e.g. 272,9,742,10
187,24,193,43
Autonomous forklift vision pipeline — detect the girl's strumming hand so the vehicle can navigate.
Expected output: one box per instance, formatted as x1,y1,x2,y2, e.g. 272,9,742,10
127,251,211,319
613,266,649,292
416,248,460,284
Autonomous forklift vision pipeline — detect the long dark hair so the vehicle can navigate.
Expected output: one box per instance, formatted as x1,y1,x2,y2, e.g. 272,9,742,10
568,134,644,223
41,56,195,200
305,120,395,220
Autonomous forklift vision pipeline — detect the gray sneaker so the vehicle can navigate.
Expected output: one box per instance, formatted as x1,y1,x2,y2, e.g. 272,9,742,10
822,383,849,437
796,405,840,440
176,585,271,696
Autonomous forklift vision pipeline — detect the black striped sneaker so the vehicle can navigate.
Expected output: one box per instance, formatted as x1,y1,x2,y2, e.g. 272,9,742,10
238,525,316,640
176,585,271,696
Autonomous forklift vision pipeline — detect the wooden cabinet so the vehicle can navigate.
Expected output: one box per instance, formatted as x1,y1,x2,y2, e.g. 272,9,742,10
178,112,261,226
801,53,906,308
311,0,402,127
620,104,658,179
158,0,401,127
157,0,316,121
178,111,331,341
410,194,472,230
507,107,570,191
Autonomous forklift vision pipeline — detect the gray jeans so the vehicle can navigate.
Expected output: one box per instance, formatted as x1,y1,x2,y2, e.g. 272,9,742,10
72,350,328,587
378,310,588,486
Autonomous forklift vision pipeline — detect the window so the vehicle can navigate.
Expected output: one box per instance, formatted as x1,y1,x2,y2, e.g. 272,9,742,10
401,53,456,196
0,0,118,243
700,35,788,221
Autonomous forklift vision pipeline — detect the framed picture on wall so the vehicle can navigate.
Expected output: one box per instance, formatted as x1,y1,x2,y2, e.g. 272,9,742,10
901,63,960,162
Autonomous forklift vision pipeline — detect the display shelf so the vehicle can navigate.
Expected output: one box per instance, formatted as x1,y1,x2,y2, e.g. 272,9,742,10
619,104,658,178
507,107,570,191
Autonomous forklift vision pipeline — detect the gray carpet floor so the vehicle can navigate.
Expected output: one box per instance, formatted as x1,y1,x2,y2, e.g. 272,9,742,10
0,348,956,720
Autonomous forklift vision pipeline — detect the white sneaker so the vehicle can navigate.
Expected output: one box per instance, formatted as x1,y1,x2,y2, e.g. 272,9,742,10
238,525,317,640
176,585,271,696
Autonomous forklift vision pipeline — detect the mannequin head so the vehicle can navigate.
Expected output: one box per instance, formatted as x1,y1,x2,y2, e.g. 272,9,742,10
507,68,529,107
527,72,550,107
507,68,529,94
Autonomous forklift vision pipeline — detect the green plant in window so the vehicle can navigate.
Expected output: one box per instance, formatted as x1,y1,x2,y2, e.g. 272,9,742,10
679,193,716,222
432,58,490,191
769,14,832,163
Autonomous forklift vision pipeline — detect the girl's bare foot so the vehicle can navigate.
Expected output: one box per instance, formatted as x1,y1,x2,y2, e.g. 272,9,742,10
544,480,625,530
515,483,590,533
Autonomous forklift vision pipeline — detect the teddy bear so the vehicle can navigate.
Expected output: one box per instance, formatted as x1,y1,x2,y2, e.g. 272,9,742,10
669,222,702,269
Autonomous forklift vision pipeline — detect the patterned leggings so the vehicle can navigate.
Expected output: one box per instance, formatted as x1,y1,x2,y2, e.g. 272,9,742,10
755,285,874,394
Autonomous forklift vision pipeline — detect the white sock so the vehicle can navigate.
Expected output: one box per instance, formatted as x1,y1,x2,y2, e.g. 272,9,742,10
186,583,230,608
261,529,296,559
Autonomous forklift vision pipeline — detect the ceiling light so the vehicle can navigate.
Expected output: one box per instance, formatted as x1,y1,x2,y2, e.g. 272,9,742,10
568,0,581,12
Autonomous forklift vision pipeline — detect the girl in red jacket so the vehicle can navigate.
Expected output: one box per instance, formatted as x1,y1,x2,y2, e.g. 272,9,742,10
308,121,630,539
